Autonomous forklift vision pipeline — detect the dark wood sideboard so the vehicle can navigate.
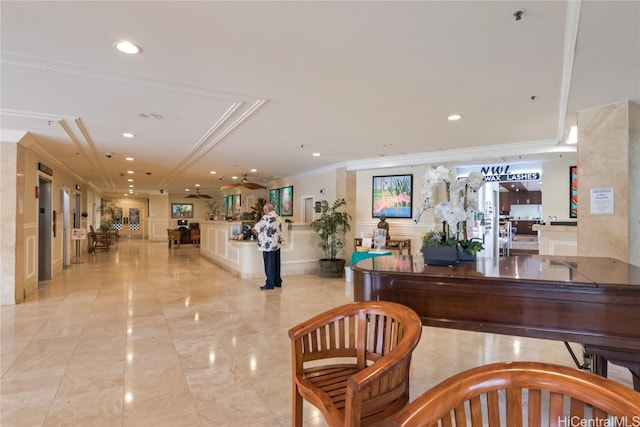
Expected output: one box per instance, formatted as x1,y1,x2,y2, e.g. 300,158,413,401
352,254,640,391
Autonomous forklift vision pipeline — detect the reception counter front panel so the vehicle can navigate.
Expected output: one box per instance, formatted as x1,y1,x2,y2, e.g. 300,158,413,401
200,221,321,279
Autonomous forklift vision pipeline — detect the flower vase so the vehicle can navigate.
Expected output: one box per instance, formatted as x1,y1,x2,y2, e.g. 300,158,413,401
423,246,459,266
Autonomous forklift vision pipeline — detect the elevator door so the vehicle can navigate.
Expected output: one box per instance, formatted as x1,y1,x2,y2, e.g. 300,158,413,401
38,178,52,281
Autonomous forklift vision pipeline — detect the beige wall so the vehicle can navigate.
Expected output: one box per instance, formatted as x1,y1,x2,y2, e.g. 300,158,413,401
577,100,638,264
540,158,576,222
1,141,19,304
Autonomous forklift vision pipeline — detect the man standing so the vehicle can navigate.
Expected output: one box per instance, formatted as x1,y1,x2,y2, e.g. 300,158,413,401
254,202,283,290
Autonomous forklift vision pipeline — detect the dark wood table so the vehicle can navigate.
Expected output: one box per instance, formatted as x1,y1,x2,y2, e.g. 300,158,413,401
352,254,640,391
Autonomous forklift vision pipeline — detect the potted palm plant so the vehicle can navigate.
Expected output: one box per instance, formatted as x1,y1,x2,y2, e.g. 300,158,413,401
310,198,352,278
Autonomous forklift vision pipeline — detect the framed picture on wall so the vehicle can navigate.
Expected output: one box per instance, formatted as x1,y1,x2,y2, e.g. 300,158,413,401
233,194,241,213
171,203,193,218
269,188,280,214
372,174,413,218
280,185,293,217
570,165,578,218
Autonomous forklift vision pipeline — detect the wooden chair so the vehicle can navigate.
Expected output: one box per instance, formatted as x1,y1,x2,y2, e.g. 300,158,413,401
167,229,181,248
190,228,200,247
89,225,110,252
391,361,640,427
288,301,423,426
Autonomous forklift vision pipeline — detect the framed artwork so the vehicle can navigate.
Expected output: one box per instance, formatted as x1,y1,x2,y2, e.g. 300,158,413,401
372,174,413,218
222,196,229,218
224,195,234,217
171,203,193,218
233,194,241,213
570,165,578,218
280,186,293,217
269,189,280,214
113,207,123,224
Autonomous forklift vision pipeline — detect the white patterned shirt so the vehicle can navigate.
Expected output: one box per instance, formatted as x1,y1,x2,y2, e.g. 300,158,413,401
254,211,283,252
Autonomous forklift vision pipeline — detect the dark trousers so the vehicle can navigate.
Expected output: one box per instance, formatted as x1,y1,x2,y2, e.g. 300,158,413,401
263,249,282,287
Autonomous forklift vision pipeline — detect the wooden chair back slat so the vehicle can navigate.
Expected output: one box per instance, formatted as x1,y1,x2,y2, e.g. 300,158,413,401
527,389,542,427
506,388,523,427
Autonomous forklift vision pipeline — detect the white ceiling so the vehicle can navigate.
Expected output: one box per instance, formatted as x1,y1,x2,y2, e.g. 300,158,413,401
1,1,638,197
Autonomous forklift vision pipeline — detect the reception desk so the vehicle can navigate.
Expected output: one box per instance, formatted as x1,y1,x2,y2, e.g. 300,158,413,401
533,223,577,256
352,254,640,390
200,221,321,279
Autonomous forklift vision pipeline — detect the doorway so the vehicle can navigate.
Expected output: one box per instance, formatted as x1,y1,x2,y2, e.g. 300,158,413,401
74,193,81,258
115,202,145,239
61,189,70,268
303,197,314,223
38,177,52,282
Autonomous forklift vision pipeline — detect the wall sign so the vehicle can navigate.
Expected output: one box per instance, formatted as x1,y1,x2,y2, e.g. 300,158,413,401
590,188,614,215
38,162,53,176
457,163,541,183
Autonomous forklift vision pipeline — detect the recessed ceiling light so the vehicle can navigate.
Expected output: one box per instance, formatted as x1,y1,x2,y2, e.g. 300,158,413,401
185,189,190,192
312,153,320,157
125,157,134,161
123,132,135,138
114,41,142,55
127,170,134,174
137,112,163,120
195,184,200,187
209,171,216,175
250,168,257,173
127,179,133,182
129,185,134,188
448,114,462,121
232,176,238,180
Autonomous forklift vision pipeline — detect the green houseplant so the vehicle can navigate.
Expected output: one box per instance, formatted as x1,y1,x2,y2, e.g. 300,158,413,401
97,202,118,232
249,197,267,222
310,198,352,278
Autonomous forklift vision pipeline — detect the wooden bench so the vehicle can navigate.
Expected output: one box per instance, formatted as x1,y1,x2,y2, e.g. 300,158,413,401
89,226,110,252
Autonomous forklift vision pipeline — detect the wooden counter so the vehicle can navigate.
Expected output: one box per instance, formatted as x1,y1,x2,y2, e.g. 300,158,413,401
352,254,640,390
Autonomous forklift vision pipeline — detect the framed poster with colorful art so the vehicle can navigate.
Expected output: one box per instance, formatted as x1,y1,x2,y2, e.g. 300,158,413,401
570,165,578,218
372,174,413,218
171,203,193,218
280,186,293,217
269,188,280,214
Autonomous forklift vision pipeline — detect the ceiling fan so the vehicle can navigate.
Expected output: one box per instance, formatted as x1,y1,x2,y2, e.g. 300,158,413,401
185,189,212,199
221,174,267,190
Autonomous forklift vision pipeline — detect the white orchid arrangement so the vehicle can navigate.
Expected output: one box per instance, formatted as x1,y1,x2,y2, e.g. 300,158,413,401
415,166,486,253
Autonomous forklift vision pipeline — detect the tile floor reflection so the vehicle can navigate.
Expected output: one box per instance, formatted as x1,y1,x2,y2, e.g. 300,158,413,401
1,240,633,426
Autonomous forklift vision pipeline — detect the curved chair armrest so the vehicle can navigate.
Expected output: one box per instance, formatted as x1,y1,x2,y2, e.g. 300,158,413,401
348,339,418,393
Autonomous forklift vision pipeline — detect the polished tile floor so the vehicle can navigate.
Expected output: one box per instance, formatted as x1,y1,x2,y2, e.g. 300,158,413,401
1,239,633,426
